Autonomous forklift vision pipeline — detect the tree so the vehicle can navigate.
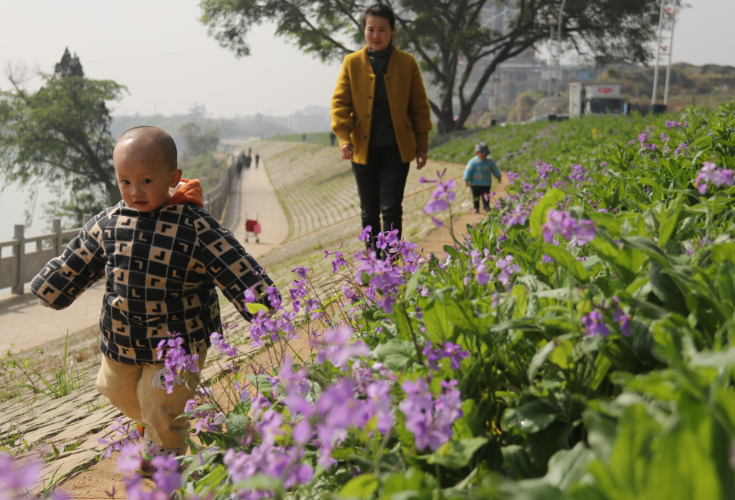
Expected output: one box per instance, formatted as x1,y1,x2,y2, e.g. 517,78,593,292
0,48,127,226
200,0,669,134
180,122,221,158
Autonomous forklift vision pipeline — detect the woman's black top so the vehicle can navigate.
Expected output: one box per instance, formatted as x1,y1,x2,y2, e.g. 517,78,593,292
367,46,398,148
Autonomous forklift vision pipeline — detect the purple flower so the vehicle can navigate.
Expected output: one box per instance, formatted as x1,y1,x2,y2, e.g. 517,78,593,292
536,162,554,179
291,266,309,278
543,210,595,245
496,255,521,286
612,308,632,336
359,226,373,243
543,210,575,242
575,219,596,245
0,452,44,491
582,310,610,337
210,332,238,357
316,327,369,371
568,164,586,183
442,342,470,369
476,263,490,285
695,162,733,194
156,332,199,394
507,205,528,228
506,172,520,184
399,378,463,451
327,250,348,273
150,454,182,495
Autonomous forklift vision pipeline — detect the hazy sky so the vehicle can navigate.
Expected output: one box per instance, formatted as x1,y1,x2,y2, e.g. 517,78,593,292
0,0,733,119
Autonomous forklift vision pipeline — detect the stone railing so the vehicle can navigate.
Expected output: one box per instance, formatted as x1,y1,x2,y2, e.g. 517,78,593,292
0,163,236,295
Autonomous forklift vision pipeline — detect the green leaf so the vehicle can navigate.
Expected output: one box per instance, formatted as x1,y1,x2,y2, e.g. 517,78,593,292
502,400,561,434
371,339,416,370
502,445,540,480
543,244,589,283
339,473,380,498
404,269,423,300
225,413,249,438
427,437,489,468
711,243,735,266
549,339,574,370
528,341,556,381
530,188,566,239
540,442,595,490
246,302,269,315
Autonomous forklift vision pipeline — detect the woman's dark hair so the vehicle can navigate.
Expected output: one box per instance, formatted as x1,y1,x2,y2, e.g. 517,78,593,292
361,4,396,31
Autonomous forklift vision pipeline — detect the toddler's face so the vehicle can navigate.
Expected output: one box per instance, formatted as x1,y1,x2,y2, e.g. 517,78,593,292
476,152,488,160
114,143,181,212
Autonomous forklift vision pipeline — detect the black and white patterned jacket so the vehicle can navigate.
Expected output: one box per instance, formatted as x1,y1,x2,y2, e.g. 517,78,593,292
31,201,275,365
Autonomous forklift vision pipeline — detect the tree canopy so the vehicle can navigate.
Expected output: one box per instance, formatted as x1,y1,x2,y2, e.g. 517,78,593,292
0,48,126,226
200,0,670,133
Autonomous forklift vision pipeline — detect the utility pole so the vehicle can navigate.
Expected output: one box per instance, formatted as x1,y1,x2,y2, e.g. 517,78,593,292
547,16,555,118
651,0,666,108
554,0,567,117
663,4,677,106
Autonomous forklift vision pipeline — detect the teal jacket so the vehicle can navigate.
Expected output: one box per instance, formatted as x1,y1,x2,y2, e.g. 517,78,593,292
464,156,501,186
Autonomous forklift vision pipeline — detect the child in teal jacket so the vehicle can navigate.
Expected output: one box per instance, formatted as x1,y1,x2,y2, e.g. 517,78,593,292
464,142,502,213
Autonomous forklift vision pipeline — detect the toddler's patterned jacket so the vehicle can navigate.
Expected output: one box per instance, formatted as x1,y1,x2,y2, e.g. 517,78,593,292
31,202,275,365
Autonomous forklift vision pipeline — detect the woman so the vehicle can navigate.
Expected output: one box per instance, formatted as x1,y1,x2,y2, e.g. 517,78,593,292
331,4,432,248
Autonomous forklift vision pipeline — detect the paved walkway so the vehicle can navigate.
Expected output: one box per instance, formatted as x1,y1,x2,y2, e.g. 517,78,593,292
0,159,289,355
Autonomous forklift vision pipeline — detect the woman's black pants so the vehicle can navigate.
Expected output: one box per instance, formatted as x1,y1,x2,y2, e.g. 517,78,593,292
352,145,410,247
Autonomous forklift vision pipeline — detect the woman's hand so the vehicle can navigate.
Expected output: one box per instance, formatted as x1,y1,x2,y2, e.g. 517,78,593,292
340,144,354,160
416,152,428,170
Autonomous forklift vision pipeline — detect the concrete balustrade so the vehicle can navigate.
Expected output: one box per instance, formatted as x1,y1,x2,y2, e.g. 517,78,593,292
0,163,236,295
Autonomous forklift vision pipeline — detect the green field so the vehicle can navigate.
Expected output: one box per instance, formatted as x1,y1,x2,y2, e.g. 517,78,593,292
180,104,735,499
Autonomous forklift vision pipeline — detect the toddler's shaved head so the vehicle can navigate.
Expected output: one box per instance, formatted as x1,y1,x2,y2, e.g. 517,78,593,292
115,126,178,171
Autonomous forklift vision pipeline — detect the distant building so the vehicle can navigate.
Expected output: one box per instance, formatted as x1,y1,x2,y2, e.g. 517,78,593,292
287,106,331,133
425,3,602,116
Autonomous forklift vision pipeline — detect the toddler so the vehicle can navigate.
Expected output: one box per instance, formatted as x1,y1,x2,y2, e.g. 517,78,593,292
464,142,502,213
31,126,275,460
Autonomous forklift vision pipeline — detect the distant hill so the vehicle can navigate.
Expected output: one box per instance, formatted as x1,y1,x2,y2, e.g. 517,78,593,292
599,63,735,112
111,114,292,156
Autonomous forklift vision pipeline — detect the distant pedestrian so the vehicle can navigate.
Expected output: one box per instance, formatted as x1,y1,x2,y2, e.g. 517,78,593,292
329,131,337,146
464,142,502,213
236,153,244,178
302,133,306,142
255,154,260,169
248,147,252,155
245,154,252,170
331,3,432,250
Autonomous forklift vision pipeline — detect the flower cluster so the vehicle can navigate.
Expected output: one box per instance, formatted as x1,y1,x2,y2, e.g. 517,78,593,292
536,162,554,179
695,161,734,194
422,341,470,371
156,333,200,394
399,378,463,451
355,235,423,313
542,210,595,246
568,164,586,183
496,255,521,286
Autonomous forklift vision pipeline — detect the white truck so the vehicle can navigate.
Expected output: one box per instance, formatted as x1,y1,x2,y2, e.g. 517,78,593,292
569,82,625,118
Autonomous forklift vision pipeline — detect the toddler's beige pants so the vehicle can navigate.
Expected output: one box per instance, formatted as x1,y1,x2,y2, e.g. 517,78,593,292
96,347,207,454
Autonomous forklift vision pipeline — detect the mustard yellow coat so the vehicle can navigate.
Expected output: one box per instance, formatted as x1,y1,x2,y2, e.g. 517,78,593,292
330,45,433,165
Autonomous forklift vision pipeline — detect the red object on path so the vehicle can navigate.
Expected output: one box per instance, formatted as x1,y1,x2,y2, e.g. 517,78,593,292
245,214,260,243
